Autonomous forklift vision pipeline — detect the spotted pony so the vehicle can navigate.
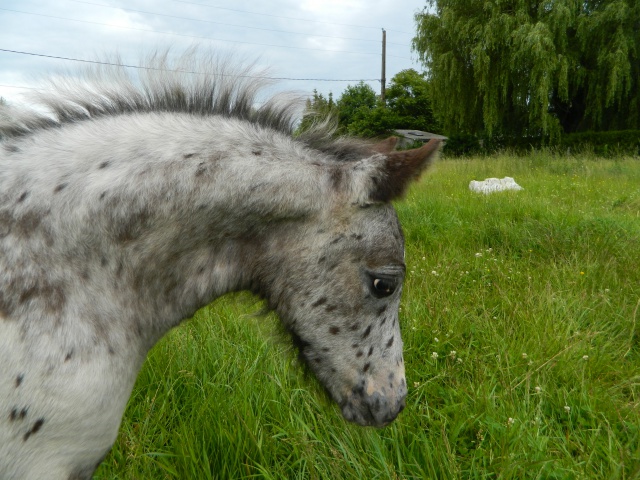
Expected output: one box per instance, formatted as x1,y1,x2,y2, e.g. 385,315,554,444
0,51,441,479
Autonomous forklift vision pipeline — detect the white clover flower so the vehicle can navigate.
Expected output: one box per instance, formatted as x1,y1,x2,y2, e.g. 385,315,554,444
564,406,571,413
522,353,528,359
475,252,483,257
457,357,463,363
449,350,457,358
413,382,420,388
535,386,542,393
582,355,589,361
434,337,439,343
507,417,514,426
431,352,439,360
431,270,438,276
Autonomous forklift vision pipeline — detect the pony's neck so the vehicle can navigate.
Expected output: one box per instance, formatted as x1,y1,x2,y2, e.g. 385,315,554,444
63,113,328,342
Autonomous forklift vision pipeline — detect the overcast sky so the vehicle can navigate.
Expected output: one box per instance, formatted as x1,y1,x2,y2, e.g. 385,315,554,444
0,0,428,111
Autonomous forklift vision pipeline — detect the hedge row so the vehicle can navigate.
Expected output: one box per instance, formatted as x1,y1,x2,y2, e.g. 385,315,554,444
442,130,640,157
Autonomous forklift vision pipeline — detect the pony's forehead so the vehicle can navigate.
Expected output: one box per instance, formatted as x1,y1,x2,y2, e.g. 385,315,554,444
333,204,405,256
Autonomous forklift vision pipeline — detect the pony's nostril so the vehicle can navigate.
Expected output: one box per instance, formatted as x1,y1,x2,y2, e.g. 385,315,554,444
359,391,405,426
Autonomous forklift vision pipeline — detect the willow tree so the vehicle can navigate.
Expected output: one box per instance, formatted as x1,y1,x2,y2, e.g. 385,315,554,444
413,0,640,137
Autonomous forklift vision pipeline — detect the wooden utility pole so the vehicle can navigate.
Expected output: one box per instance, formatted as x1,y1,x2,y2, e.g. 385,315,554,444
381,28,386,103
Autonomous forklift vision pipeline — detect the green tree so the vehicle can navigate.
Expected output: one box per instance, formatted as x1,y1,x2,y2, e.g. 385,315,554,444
413,0,640,137
340,72,440,137
336,81,378,129
385,69,438,132
346,106,401,137
296,89,337,134
297,72,440,138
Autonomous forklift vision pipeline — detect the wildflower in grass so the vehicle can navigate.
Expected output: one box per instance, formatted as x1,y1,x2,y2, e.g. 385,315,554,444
449,350,457,359
475,252,483,257
434,337,439,343
507,417,515,427
580,271,585,275
582,355,589,361
564,406,571,413
431,352,439,360
457,357,463,363
431,270,438,276
413,382,420,388
535,386,542,393
522,353,528,359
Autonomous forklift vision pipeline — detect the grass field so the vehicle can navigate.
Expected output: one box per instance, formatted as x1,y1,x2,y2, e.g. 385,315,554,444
96,152,640,479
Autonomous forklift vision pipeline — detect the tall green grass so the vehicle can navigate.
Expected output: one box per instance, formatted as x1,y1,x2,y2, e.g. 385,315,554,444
96,152,640,479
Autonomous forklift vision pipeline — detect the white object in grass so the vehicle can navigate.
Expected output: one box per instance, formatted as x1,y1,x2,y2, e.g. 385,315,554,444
469,177,523,194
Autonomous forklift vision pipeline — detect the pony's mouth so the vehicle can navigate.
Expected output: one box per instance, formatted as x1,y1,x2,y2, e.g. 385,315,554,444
339,391,406,427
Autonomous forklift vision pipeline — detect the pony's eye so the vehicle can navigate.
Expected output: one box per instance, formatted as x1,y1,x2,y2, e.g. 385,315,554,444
372,277,397,297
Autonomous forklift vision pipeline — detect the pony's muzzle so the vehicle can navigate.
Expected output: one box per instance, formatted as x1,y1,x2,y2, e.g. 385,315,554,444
341,380,408,427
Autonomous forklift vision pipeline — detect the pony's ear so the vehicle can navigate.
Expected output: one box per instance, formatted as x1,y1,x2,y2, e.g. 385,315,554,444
372,136,398,154
368,138,441,202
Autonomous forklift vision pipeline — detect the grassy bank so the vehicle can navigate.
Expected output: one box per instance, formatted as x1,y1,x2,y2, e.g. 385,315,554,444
97,152,640,479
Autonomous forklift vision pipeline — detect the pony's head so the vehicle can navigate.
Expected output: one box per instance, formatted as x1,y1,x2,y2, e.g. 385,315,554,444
257,137,440,426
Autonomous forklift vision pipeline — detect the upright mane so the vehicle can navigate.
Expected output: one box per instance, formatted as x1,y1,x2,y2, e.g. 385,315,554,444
0,49,374,161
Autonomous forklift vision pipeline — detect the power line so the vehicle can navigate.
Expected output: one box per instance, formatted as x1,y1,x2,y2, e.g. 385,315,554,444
0,48,380,82
68,0,411,47
0,84,37,90
0,7,396,57
169,0,414,36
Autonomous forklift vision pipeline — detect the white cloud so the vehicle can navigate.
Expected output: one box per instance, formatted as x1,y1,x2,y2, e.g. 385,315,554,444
0,0,423,106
